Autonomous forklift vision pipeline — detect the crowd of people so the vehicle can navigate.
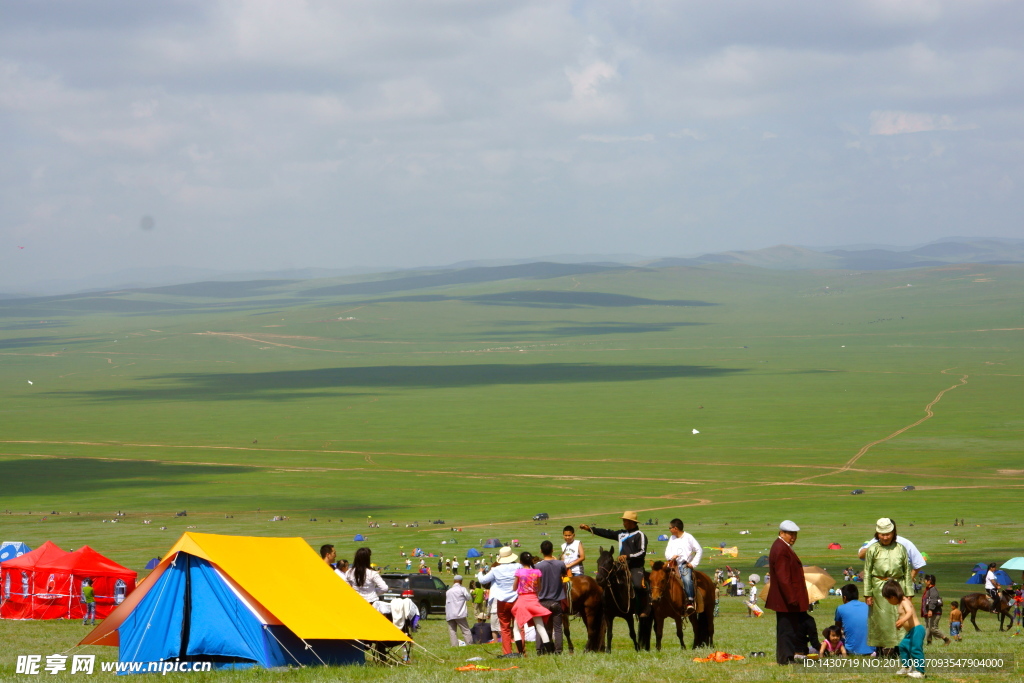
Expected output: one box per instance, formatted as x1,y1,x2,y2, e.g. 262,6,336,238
315,512,1021,672
762,516,1024,678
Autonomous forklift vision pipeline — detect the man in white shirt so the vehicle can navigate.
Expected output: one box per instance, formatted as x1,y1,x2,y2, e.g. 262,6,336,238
984,563,1001,611
664,517,702,615
445,575,473,646
858,534,926,582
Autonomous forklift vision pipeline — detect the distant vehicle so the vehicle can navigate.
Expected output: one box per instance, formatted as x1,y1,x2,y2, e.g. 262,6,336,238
532,513,549,521
379,573,449,621
902,485,916,491
851,489,865,495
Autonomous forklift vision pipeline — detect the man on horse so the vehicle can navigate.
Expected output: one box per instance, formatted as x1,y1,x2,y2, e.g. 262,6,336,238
665,518,702,616
581,510,650,616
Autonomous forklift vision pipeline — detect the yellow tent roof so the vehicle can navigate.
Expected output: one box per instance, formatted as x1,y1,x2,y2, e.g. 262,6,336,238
82,532,409,646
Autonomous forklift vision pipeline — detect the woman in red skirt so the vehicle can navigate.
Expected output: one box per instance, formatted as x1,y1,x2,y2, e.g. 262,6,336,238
511,551,553,654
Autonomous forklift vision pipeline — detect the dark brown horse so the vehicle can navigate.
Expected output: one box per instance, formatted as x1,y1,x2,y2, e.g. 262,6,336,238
960,590,1014,631
595,546,641,651
646,560,715,650
562,574,604,653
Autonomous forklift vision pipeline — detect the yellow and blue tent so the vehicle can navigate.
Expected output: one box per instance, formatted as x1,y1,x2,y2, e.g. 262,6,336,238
81,533,410,670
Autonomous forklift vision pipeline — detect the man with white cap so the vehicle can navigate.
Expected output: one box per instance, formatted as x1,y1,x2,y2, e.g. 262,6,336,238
766,520,816,664
476,547,523,657
445,575,473,647
581,511,651,616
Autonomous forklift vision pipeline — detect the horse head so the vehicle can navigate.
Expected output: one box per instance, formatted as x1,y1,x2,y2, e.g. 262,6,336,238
595,546,616,585
648,560,670,602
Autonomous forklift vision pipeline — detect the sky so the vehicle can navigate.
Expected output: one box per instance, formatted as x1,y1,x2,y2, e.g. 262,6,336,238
2,0,1023,290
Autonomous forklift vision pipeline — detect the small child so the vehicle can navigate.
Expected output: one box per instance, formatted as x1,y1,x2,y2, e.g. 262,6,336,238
883,580,924,678
713,584,720,617
746,574,763,617
819,625,847,657
949,600,963,642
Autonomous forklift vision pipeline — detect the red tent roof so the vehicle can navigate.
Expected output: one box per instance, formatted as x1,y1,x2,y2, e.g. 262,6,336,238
0,540,68,569
37,546,135,578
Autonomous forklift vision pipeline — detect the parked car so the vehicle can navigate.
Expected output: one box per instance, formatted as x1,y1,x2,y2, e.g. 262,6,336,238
902,485,915,491
851,489,865,495
532,513,549,521
379,573,449,620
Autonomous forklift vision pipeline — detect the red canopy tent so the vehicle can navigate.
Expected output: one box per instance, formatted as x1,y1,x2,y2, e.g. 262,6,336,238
1,543,136,620
1,541,69,619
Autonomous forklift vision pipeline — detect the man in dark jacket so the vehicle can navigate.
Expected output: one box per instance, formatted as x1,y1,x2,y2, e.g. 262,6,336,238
766,520,816,664
581,510,650,616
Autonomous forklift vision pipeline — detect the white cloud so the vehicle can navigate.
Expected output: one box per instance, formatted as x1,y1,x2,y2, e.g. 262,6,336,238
868,110,977,135
669,129,706,141
578,134,654,143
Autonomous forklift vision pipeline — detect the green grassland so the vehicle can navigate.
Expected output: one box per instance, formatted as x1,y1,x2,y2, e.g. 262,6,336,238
1,262,1022,680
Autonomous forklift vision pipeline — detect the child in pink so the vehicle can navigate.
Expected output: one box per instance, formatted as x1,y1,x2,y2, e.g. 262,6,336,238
511,551,552,654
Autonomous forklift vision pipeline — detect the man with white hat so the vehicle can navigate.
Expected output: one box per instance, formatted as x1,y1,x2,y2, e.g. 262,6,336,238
476,547,523,657
445,575,473,647
765,520,815,665
581,511,651,616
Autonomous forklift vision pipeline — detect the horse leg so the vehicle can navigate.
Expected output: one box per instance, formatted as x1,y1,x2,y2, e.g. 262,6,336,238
604,614,614,653
970,607,981,631
588,602,603,653
626,615,639,652
563,609,574,654
653,615,664,651
674,615,685,650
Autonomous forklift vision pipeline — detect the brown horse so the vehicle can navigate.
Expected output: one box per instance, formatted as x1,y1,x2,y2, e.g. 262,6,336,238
562,574,604,653
647,560,715,650
960,590,1015,631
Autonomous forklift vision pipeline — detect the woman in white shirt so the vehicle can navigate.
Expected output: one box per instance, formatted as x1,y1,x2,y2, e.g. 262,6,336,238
344,547,388,605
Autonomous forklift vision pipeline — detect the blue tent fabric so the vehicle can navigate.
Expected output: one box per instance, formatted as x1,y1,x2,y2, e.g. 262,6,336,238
466,548,482,558
967,569,1012,586
482,538,501,548
353,534,365,542
657,534,670,541
117,553,362,672
145,558,160,570
972,562,989,574
0,542,31,562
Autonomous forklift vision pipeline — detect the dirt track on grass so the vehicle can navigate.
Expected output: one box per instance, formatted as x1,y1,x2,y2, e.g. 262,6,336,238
792,369,969,483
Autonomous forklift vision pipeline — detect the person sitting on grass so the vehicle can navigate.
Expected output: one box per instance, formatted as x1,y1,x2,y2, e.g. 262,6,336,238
471,614,494,645
835,584,873,656
819,625,847,657
882,580,925,679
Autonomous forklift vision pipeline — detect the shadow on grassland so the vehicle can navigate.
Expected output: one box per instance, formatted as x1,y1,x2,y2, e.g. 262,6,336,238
351,290,716,309
0,458,251,499
477,321,706,337
303,263,631,297
0,335,97,350
0,295,311,318
55,363,747,402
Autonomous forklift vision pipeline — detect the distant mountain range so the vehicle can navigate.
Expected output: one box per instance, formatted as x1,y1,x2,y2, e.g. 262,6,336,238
2,238,1022,299
643,238,1024,271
